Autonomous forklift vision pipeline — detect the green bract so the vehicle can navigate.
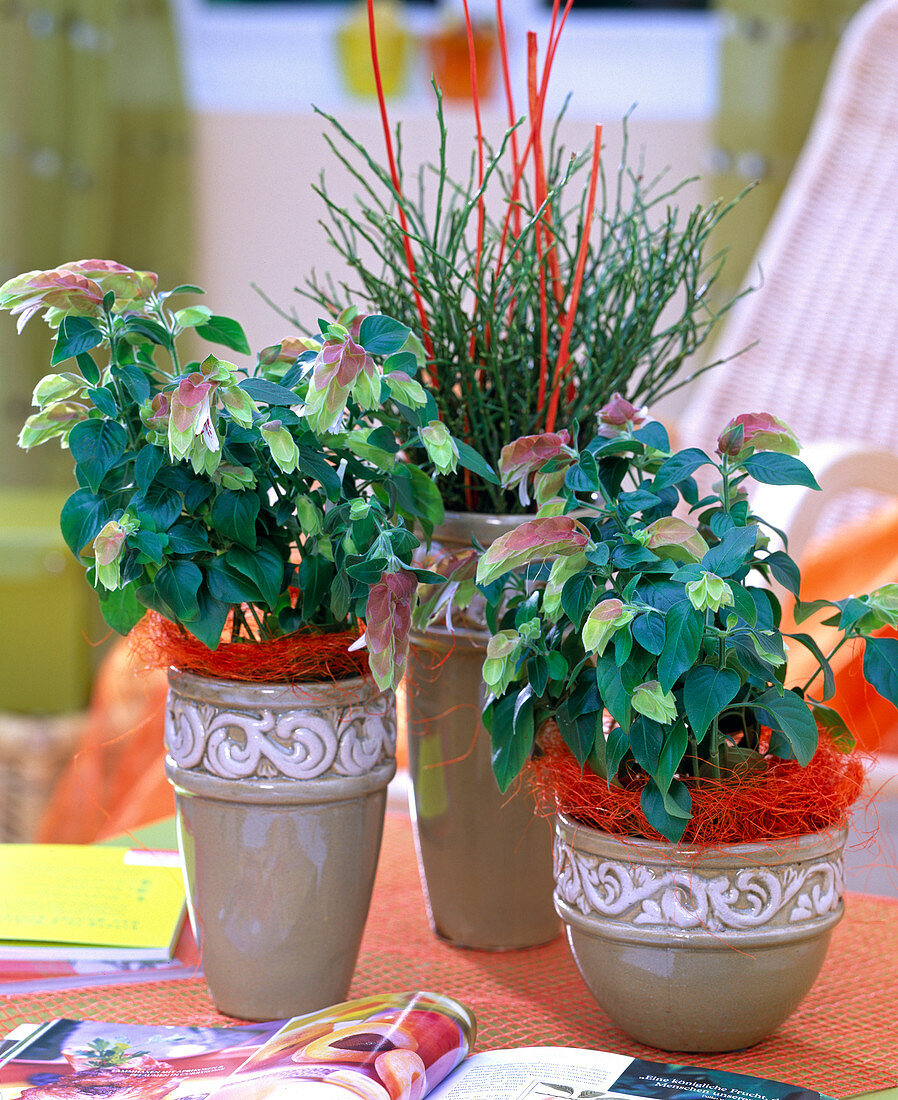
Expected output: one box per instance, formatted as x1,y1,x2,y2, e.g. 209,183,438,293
3,260,495,692
477,409,898,841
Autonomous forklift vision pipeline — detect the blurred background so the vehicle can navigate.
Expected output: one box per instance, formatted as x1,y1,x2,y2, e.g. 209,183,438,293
0,0,879,845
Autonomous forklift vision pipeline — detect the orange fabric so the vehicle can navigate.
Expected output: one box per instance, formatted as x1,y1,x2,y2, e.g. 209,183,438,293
37,640,172,843
783,502,898,753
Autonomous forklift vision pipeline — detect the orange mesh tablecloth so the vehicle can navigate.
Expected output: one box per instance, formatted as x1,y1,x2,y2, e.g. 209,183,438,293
2,813,896,1095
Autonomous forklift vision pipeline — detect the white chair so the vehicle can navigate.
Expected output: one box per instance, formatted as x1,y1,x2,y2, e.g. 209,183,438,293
681,0,898,553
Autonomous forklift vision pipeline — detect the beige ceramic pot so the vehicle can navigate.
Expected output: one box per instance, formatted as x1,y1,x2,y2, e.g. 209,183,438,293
406,511,558,950
164,669,396,1021
553,812,847,1052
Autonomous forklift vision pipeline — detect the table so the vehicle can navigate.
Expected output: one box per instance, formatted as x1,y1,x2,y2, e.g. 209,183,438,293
2,813,896,1096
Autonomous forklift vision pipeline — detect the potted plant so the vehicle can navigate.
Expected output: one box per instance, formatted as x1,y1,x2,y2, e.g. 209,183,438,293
276,0,745,951
474,396,898,1051
0,259,480,1020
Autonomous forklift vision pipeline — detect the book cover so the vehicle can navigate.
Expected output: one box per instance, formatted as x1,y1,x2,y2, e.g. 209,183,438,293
0,846,185,961
0,1018,282,1098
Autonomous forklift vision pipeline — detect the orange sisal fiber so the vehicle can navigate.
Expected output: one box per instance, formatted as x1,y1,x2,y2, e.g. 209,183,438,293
528,724,865,846
130,611,369,684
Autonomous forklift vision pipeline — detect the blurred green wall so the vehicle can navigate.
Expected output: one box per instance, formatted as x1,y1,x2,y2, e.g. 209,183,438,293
0,0,193,712
710,0,864,300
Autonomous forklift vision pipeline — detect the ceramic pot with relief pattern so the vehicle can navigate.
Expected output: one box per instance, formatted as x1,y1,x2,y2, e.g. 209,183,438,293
553,812,847,1052
164,669,396,1021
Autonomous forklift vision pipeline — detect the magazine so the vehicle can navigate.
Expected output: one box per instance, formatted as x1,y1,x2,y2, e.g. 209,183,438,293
0,992,836,1100
0,920,201,996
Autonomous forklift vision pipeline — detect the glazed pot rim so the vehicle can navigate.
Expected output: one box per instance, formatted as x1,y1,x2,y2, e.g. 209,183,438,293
166,667,385,706
555,811,848,863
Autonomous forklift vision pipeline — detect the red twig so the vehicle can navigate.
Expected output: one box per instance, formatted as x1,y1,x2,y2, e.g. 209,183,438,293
462,0,487,364
545,124,602,435
495,0,521,241
367,0,435,369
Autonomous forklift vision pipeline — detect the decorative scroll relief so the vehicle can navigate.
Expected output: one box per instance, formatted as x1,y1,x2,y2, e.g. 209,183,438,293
553,836,844,933
165,689,396,781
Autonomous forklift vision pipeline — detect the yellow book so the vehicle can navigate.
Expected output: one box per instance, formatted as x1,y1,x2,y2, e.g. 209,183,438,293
0,845,185,961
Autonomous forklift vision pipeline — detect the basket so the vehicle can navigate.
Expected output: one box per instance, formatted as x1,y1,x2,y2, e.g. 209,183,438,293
0,713,85,842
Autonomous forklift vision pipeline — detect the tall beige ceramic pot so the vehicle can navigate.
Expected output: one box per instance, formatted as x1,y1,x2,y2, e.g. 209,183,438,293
405,512,558,950
164,669,396,1021
553,812,847,1052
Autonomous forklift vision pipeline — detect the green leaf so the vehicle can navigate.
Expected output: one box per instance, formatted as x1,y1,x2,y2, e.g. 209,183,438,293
60,488,108,560
700,525,758,578
809,702,855,751
330,570,351,622
51,316,103,365
753,688,819,765
111,363,151,406
634,421,670,452
651,447,712,490
153,560,203,622
210,490,260,547
130,483,182,533
358,314,410,355
166,283,206,296
565,451,599,493
239,377,300,405
97,583,145,635
556,706,599,767
345,555,390,584
87,386,117,418
594,656,630,732
793,597,835,625
786,632,836,701
560,573,595,628
229,541,286,609
656,720,688,794
123,317,172,348
297,553,334,619
683,665,742,740
134,445,165,491
195,315,251,355
629,715,664,775
167,522,212,555
729,583,758,627
383,351,418,376
131,529,166,565
641,778,691,841
185,587,230,649
297,447,342,500
174,305,213,328
632,611,666,655
658,601,704,692
528,654,549,698
489,691,534,792
764,550,801,597
68,419,128,494
205,558,263,605
742,452,821,490
455,439,499,484
392,465,444,534
604,725,630,782
862,637,898,710
76,352,100,385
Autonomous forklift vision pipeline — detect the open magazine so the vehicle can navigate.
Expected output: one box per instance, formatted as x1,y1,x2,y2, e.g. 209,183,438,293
0,992,836,1100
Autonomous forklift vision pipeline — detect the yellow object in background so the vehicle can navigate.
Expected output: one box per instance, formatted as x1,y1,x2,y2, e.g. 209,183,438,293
710,0,864,300
0,843,184,959
0,488,95,714
336,0,411,98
